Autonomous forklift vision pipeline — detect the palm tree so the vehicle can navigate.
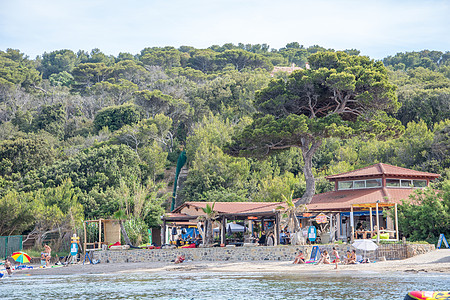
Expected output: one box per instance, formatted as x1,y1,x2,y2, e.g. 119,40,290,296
113,209,132,245
198,202,218,246
278,191,307,245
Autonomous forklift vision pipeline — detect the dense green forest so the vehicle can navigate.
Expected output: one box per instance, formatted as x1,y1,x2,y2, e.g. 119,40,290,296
0,44,449,245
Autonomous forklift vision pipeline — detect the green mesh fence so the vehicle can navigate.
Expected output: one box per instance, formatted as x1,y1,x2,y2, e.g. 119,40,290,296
0,235,23,259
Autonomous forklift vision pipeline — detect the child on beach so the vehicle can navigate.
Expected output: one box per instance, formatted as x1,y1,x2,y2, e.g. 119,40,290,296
332,247,340,269
175,254,185,264
5,259,12,275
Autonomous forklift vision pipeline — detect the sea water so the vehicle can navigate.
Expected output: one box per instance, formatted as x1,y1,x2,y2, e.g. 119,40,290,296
0,271,449,299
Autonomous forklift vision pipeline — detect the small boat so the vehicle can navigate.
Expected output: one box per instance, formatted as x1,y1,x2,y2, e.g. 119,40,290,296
404,291,450,300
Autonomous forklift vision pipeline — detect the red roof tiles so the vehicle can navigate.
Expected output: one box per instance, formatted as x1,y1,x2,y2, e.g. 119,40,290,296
307,187,414,211
172,202,285,214
326,163,440,180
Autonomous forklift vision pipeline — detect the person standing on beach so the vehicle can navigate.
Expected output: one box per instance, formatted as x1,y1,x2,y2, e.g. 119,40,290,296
267,232,274,246
332,247,340,269
44,244,52,267
258,231,266,246
4,259,12,275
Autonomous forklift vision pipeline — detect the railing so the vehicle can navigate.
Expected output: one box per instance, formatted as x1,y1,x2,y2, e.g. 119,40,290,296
375,244,407,260
0,235,23,259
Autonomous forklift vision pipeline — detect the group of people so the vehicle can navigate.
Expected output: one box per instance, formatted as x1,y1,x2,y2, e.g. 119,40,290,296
293,247,358,269
175,234,202,248
356,223,385,240
2,244,52,278
251,231,279,246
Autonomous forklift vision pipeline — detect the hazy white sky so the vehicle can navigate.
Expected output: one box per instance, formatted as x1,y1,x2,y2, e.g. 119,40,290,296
0,0,448,59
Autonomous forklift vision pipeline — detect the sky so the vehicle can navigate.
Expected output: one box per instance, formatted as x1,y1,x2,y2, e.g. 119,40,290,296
0,0,449,60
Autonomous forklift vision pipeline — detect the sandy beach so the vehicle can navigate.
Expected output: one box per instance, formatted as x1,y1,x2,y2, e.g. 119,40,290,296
13,249,450,277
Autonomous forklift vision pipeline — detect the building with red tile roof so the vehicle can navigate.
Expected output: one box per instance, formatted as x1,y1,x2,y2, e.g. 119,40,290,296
307,163,440,212
305,163,440,242
161,163,439,245
172,201,286,216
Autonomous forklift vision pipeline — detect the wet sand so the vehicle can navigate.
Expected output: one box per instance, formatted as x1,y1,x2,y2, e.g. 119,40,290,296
10,249,450,276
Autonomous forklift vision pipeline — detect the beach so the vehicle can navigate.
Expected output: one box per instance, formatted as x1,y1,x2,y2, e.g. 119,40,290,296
17,249,450,276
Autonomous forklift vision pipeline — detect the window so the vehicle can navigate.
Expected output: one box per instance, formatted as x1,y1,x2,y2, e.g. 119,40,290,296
354,180,366,189
366,179,382,188
337,179,381,190
386,179,427,188
401,180,412,187
413,180,427,187
338,181,353,190
386,179,400,187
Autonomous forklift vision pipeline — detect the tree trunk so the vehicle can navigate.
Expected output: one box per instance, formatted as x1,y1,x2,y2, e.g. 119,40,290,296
197,221,205,246
119,221,132,245
296,140,322,206
205,219,213,245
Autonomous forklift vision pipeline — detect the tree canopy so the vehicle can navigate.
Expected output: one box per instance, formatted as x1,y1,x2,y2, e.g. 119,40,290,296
230,51,404,205
0,43,448,248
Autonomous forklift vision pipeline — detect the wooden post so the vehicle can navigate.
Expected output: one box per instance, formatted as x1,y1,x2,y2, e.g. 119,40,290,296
395,203,399,241
329,213,333,242
376,203,380,244
83,221,87,255
221,216,226,245
98,219,102,249
161,219,166,246
336,213,341,241
369,207,373,234
275,212,280,246
351,205,354,242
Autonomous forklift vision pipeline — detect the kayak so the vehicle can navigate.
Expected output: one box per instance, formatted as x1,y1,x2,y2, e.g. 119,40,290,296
404,291,450,300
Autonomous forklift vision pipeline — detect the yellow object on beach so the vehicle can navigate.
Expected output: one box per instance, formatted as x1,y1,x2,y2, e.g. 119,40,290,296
372,233,389,239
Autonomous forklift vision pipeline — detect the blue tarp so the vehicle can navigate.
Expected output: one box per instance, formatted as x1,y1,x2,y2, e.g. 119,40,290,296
181,227,199,240
340,211,384,217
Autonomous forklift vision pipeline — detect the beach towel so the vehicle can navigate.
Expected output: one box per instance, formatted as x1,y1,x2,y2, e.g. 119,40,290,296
109,242,121,248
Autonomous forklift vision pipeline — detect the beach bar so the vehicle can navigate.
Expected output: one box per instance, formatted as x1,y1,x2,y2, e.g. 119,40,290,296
307,163,440,242
161,202,288,246
161,164,439,246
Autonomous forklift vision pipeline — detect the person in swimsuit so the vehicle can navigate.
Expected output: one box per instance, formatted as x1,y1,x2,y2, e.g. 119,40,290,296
5,259,12,275
40,252,47,266
332,247,340,269
44,244,52,267
175,254,185,264
349,250,357,264
317,250,330,264
293,250,305,264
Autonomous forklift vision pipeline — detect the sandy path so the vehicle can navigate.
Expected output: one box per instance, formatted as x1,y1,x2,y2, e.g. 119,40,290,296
10,249,450,276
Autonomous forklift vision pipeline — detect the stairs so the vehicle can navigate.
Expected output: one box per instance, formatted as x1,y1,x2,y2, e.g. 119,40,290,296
174,166,188,208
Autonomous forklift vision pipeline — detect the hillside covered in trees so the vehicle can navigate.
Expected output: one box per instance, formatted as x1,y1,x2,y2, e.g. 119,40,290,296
1,43,449,245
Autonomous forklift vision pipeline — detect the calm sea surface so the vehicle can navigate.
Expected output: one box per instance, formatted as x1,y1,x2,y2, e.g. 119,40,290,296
1,271,449,299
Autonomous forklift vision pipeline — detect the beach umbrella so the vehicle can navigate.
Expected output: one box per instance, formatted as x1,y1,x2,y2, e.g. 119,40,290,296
227,224,233,235
352,239,378,251
352,239,378,261
11,251,31,264
214,223,246,233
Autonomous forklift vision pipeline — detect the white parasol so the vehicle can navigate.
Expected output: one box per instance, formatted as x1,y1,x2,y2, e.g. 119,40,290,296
352,239,378,261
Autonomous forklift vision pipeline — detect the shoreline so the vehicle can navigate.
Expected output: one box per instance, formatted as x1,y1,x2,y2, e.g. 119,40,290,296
6,249,449,277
